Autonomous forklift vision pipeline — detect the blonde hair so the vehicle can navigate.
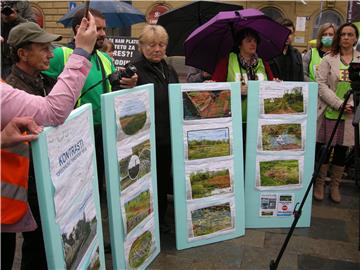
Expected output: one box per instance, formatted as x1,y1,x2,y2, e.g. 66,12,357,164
102,39,114,53
138,24,168,53
316,23,336,49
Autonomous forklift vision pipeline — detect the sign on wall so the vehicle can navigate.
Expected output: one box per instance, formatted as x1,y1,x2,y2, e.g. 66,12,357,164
32,104,105,270
169,82,245,250
245,81,318,228
101,84,160,269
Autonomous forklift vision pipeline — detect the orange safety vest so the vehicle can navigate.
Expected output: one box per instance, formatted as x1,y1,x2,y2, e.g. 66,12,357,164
1,142,30,224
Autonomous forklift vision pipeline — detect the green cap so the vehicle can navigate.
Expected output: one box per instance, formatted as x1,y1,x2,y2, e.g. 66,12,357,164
8,22,62,47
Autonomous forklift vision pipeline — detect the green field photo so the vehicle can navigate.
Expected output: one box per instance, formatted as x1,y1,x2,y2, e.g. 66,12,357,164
183,90,231,120
119,98,147,135
264,87,304,114
125,190,152,233
259,159,300,187
261,123,302,151
190,169,231,199
187,128,230,160
128,230,153,268
191,203,233,237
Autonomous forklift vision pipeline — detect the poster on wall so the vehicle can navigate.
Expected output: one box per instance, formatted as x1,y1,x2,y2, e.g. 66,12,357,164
101,84,160,270
31,104,105,270
169,82,245,250
245,81,318,228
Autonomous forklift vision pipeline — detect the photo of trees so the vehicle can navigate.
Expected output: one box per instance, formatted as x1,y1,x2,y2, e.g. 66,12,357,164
187,128,230,160
125,190,152,233
183,90,231,120
190,169,231,199
261,123,302,151
263,87,304,114
119,140,151,191
259,159,300,187
191,203,233,237
119,99,147,135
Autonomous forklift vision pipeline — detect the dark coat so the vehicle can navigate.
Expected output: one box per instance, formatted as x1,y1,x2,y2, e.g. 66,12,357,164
269,45,304,82
131,55,179,145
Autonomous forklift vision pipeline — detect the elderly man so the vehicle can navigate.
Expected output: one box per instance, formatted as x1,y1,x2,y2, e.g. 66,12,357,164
5,21,63,270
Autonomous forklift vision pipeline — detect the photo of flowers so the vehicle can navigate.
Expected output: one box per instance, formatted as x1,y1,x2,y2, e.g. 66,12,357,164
191,203,233,237
183,90,231,120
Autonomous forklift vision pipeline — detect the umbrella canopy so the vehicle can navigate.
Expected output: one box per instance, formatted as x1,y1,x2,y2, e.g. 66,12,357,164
157,0,242,56
184,9,291,74
58,0,145,28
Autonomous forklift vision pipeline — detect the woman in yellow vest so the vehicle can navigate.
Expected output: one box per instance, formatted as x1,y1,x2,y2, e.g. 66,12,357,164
211,28,274,147
315,23,360,203
303,23,336,82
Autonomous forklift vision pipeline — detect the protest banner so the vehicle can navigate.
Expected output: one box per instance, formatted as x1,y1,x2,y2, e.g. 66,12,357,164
107,36,140,70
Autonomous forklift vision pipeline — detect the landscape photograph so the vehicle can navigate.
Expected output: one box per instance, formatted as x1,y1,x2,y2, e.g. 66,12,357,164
183,90,231,120
261,123,302,151
187,128,230,160
128,230,154,269
119,140,151,191
263,87,304,114
259,159,300,187
118,98,148,136
189,169,231,199
125,190,152,233
191,203,233,237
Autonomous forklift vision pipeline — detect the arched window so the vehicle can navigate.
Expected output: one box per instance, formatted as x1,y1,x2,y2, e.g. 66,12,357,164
312,10,344,39
260,7,284,23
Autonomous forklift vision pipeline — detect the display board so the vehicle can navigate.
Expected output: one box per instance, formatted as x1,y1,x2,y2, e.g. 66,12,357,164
169,82,245,250
101,84,160,269
245,81,318,228
32,104,105,269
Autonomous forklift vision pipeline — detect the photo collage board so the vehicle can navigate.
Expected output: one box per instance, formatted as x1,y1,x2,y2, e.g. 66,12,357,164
32,104,105,270
101,84,160,270
169,82,245,250
245,81,318,228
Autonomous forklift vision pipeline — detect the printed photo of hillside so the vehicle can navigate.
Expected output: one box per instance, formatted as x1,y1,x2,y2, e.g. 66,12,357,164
259,159,300,187
261,123,302,151
119,98,147,135
183,90,231,120
191,203,233,237
119,140,151,191
187,128,230,160
125,190,152,233
190,169,231,199
128,230,153,269
264,87,304,114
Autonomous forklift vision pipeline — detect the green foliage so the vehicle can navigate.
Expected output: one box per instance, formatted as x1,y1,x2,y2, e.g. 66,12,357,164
260,160,299,186
188,140,230,160
125,190,151,232
120,112,146,135
128,231,153,268
264,87,304,114
190,169,230,198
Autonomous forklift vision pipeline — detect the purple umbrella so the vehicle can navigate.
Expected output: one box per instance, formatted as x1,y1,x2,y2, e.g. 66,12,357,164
184,8,291,74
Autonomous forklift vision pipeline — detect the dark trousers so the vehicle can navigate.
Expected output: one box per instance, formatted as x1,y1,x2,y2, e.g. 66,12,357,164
1,232,16,270
156,144,172,224
316,142,348,167
94,125,105,201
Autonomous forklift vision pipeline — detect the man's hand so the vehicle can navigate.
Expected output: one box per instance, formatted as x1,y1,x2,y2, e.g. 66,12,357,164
119,72,138,89
74,12,97,54
1,117,43,148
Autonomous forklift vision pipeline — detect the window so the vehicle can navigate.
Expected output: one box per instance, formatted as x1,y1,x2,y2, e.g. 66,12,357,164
312,10,344,39
260,7,284,23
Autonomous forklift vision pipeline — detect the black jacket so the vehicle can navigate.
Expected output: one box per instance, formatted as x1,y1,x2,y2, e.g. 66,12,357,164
131,55,179,145
269,45,304,82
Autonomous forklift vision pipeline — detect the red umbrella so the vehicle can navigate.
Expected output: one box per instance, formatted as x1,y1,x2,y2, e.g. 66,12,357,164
184,9,291,73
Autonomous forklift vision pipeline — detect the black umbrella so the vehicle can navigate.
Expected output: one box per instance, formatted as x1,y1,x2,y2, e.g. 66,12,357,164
157,0,242,56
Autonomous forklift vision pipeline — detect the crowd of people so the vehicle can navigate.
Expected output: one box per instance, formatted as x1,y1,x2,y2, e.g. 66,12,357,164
1,1,358,269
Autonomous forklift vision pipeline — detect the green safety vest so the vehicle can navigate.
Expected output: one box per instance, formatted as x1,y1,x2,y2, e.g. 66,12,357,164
324,61,350,120
227,52,267,122
309,48,321,82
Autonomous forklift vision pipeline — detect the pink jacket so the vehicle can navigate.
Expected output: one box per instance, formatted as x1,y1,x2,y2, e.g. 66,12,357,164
1,54,91,129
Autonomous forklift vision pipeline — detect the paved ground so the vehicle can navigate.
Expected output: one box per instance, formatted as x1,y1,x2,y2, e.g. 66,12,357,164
13,179,359,270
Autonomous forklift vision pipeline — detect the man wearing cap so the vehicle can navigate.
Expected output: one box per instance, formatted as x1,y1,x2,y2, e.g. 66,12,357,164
5,21,63,270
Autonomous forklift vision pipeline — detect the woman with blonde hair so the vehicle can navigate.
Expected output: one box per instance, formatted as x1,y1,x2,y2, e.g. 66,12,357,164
130,24,179,231
303,23,336,82
314,22,359,203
